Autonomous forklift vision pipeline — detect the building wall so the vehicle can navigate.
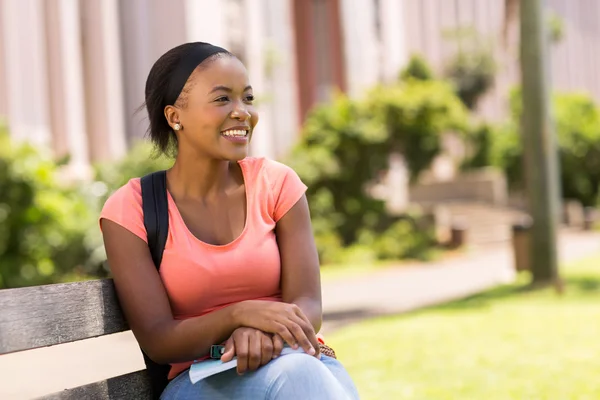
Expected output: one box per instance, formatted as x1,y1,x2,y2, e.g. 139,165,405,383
0,0,396,169
118,0,187,144
401,0,600,121
80,0,127,163
44,0,90,177
6,0,595,172
1,0,52,147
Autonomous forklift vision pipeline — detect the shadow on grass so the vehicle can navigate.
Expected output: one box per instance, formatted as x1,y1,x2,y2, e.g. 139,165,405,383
567,275,600,292
324,308,381,322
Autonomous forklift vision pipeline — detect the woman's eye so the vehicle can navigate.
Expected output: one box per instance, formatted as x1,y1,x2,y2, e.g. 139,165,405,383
245,95,255,102
216,96,229,102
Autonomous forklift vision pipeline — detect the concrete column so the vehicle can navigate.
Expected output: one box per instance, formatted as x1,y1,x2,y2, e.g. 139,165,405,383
118,0,186,143
264,0,300,158
1,0,51,146
118,0,153,144
244,0,274,159
386,153,410,213
80,0,127,162
184,0,227,46
379,0,409,83
0,1,7,119
44,0,90,178
339,0,381,98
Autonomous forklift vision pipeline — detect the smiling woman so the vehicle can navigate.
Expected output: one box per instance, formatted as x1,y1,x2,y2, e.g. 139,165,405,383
99,42,359,400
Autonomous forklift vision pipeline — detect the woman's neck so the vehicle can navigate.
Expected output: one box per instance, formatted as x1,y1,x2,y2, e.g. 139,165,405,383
166,155,240,200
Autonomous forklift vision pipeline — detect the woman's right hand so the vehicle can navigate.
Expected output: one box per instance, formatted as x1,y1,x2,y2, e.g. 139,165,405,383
234,300,320,358
221,327,285,374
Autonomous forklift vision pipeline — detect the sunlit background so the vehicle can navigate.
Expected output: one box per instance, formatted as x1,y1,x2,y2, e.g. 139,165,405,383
1,0,600,399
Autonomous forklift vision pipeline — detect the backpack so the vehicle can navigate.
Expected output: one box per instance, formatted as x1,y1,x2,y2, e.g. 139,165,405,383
140,170,171,399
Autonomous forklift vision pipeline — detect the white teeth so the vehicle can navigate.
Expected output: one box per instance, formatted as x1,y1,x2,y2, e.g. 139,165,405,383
222,129,247,137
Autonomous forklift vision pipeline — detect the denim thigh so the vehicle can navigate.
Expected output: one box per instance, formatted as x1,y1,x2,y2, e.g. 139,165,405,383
160,354,360,400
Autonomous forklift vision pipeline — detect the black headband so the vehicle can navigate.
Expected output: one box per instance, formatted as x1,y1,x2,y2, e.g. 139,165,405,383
165,42,229,106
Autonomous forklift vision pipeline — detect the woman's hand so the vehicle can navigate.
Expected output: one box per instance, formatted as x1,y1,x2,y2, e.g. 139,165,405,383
233,300,320,358
221,328,285,374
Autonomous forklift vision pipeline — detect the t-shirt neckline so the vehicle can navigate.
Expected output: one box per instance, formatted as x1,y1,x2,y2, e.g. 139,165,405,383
165,160,250,249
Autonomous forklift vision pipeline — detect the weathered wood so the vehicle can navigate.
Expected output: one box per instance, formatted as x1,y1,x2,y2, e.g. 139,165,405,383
0,279,129,354
39,370,152,400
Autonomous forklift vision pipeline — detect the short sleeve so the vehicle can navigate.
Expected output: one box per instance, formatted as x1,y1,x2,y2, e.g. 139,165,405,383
99,178,148,243
265,159,308,222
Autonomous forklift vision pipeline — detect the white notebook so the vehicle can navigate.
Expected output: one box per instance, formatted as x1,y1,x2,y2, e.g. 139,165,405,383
189,347,307,384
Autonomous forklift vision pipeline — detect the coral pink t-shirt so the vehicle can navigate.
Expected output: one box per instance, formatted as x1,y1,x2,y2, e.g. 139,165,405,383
99,157,307,379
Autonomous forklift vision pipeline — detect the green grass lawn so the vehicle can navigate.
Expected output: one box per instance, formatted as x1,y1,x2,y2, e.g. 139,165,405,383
328,254,600,400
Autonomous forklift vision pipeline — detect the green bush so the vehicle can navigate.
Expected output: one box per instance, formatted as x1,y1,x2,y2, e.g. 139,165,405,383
461,122,522,186
288,76,467,263
371,212,437,261
287,93,389,261
93,140,173,204
367,79,468,182
442,26,497,110
399,54,435,82
464,89,600,206
0,129,97,288
554,93,600,206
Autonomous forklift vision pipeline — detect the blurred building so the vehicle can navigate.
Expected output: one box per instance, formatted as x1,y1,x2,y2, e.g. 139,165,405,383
0,0,406,177
1,0,600,178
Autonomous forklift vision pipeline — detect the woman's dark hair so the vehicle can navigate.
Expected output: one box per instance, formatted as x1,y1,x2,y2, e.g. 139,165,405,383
142,43,232,156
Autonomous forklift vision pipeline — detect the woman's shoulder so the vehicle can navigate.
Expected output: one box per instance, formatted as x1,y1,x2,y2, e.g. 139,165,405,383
99,177,147,241
240,157,298,183
102,178,143,210
241,157,306,221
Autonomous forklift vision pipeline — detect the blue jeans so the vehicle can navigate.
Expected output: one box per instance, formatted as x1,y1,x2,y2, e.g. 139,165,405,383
160,354,360,399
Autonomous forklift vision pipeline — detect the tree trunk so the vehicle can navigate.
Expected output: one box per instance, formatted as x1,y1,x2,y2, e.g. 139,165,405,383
519,0,561,284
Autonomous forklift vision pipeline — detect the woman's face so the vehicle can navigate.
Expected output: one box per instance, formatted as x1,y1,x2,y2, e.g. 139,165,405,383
173,55,259,161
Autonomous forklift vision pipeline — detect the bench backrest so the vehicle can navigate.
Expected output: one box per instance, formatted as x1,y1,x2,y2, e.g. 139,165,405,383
0,279,151,399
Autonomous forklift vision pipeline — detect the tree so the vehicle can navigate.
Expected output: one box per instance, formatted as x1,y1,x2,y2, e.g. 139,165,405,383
504,0,561,286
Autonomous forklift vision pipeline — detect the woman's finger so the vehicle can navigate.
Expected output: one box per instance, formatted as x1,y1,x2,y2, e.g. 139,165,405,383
235,332,250,375
247,330,263,372
220,337,235,363
273,323,298,350
287,319,315,356
272,334,284,359
292,304,313,327
260,333,274,366
292,315,321,358
290,307,321,358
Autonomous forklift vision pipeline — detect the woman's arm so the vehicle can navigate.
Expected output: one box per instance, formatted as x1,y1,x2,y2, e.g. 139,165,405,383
102,219,317,364
275,194,323,333
102,219,241,364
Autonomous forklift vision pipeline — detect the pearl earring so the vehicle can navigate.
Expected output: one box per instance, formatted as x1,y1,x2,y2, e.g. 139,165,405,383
174,123,181,131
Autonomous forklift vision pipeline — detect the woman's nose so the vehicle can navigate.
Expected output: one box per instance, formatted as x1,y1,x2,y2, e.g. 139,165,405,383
231,104,251,120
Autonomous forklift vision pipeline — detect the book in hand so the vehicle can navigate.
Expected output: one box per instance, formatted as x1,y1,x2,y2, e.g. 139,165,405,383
189,347,307,384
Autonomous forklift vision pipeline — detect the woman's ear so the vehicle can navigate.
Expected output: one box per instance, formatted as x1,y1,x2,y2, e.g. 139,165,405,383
164,105,181,130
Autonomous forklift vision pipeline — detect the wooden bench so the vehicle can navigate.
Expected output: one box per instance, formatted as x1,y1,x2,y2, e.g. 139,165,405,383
0,279,152,399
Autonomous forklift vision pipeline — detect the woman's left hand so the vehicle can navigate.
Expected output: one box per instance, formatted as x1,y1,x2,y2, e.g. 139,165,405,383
221,327,284,375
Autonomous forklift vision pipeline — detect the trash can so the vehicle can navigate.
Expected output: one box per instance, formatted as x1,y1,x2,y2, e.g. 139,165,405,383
583,207,596,231
512,216,532,272
450,216,468,249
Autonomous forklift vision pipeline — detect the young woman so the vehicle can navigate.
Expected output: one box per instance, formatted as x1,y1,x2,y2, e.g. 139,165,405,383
100,42,359,399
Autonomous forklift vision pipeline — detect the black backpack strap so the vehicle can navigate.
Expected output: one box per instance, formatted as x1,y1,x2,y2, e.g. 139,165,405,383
140,170,171,399
141,170,169,270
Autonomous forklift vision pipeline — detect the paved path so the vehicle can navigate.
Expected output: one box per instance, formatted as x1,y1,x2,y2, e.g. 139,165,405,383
321,229,600,333
2,230,599,399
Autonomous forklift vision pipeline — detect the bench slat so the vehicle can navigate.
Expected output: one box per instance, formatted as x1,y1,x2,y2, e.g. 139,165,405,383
38,370,152,400
0,279,129,354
